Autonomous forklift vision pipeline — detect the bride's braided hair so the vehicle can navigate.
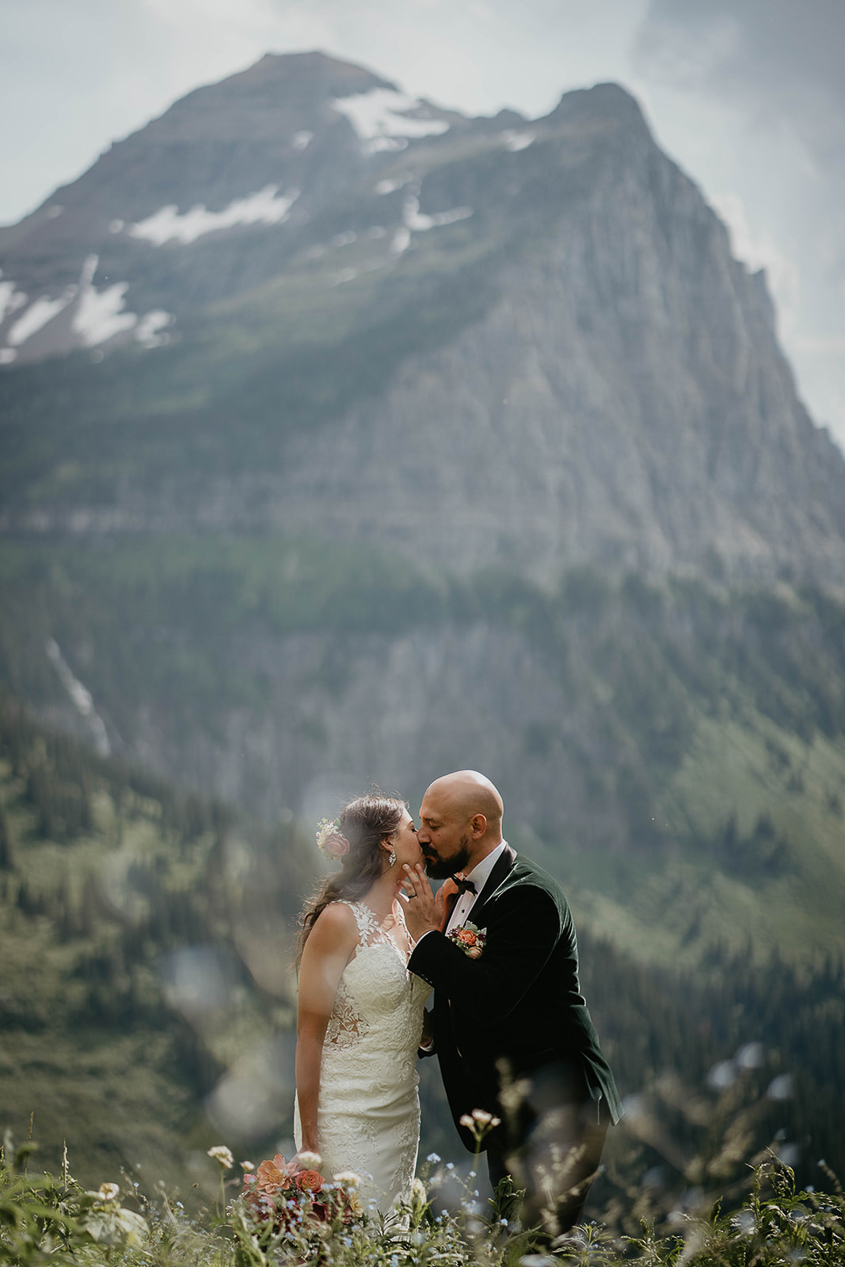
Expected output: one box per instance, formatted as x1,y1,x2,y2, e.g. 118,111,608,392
295,793,406,969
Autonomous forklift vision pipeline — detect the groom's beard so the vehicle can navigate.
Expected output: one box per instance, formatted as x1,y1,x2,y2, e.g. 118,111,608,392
421,834,471,880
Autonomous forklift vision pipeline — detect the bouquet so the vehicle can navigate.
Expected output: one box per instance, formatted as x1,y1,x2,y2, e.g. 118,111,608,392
241,1153,362,1237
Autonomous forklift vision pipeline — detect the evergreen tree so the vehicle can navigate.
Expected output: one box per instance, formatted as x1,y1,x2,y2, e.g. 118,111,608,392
0,808,13,870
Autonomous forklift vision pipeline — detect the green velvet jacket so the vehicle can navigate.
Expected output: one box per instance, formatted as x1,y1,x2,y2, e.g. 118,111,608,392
408,845,622,1153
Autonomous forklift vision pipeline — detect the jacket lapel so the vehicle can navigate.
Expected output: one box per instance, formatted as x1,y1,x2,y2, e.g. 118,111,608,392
467,843,516,927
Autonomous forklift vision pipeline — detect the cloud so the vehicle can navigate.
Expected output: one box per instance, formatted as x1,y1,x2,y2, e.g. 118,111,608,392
636,0,845,166
632,0,845,450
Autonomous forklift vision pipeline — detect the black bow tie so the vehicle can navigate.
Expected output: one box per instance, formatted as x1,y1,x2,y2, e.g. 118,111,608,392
451,875,477,895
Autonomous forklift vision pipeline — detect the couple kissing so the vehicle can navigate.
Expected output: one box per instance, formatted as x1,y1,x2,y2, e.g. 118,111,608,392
293,770,621,1243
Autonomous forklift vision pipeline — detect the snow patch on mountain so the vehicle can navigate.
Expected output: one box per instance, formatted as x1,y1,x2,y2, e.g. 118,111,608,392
501,130,535,152
128,185,300,247
7,292,73,346
136,310,172,348
403,198,473,231
375,175,412,195
72,255,137,346
73,282,137,345
389,195,473,256
0,276,28,323
46,638,110,756
0,256,174,363
332,89,450,154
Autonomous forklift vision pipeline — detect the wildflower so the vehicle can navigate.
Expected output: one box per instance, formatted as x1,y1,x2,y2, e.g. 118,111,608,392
460,1108,501,1142
347,1192,364,1217
240,1161,255,1172
410,1176,427,1223
297,1149,322,1169
333,1170,362,1188
426,1152,441,1163
207,1145,234,1170
94,1183,120,1202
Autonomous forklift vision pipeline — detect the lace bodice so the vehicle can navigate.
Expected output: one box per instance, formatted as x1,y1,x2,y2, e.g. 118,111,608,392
325,901,418,1050
294,899,431,1212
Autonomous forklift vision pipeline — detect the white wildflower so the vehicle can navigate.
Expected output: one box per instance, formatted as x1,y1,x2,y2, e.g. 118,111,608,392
207,1145,234,1169
332,1169,361,1188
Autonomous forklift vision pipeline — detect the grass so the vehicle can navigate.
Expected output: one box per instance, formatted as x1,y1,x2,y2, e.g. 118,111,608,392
2,1112,844,1267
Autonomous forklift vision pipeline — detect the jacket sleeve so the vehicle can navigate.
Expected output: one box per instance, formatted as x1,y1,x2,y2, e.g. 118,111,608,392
408,884,562,1023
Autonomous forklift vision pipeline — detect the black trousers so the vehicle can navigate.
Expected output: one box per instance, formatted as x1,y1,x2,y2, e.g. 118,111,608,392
486,1063,609,1243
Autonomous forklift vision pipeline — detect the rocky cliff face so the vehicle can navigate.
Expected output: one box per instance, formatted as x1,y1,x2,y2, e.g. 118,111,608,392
2,53,844,586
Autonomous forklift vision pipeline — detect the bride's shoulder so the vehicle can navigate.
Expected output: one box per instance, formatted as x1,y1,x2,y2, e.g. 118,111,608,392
312,899,359,936
305,900,360,959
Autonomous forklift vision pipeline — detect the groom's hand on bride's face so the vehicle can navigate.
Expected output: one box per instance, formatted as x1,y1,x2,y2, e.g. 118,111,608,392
400,863,444,938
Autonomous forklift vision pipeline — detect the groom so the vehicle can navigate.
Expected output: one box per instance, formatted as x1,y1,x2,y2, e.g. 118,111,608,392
402,770,621,1241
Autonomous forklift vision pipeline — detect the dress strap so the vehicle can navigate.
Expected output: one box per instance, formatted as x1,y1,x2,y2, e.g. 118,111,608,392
339,900,382,945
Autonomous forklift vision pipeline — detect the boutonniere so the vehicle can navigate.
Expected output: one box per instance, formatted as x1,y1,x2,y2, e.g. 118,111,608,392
447,922,486,958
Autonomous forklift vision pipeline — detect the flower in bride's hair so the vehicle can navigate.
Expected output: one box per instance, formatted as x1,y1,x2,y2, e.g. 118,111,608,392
316,817,350,859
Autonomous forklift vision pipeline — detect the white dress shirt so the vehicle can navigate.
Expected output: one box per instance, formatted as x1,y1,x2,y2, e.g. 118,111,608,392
444,839,510,933
415,840,511,1050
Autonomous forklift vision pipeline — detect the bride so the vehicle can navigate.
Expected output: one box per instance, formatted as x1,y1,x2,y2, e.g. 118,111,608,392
292,794,431,1211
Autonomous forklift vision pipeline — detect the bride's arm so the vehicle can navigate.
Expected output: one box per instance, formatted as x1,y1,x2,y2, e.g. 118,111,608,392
295,902,358,1156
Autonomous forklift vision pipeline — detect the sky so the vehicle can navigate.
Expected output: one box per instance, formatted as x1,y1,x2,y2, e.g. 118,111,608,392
2,0,844,450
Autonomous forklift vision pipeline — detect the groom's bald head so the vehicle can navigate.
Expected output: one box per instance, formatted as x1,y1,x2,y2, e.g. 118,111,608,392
426,770,503,827
418,770,504,878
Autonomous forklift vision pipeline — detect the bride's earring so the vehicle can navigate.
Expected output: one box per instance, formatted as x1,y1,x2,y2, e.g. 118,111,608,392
388,850,397,868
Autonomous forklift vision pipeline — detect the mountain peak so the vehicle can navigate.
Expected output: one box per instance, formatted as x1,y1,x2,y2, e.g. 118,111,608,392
180,49,398,107
544,81,651,133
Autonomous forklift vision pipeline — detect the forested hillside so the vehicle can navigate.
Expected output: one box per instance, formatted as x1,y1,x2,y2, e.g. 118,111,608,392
0,696,311,1188
2,538,844,967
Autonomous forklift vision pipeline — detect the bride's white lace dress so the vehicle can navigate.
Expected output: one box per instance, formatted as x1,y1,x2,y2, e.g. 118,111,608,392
294,900,432,1212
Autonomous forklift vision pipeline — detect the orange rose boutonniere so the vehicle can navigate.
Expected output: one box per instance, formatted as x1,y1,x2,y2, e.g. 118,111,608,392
446,921,486,959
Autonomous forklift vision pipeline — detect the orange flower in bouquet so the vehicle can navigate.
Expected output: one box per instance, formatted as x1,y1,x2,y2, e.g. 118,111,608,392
294,1169,323,1193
